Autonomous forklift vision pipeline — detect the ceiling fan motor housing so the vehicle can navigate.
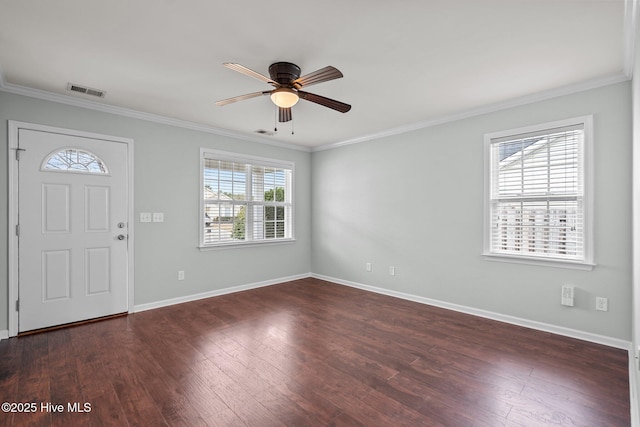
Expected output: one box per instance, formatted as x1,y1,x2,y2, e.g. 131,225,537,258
269,62,301,86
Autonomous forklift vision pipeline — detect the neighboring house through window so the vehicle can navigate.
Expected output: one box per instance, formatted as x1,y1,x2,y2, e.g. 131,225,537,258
200,149,294,248
483,116,593,269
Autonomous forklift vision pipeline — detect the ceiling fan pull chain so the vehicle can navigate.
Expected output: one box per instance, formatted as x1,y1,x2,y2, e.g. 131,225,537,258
274,106,278,132
291,118,294,135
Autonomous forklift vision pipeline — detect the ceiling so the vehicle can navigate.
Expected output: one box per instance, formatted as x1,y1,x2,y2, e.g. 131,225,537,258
0,0,631,150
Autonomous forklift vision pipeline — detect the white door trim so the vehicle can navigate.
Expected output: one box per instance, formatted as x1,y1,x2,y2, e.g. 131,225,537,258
8,121,135,337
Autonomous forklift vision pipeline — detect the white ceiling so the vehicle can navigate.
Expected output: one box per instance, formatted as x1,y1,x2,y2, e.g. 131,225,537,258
0,0,630,150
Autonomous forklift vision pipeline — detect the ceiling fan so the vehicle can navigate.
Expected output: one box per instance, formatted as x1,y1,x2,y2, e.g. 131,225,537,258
215,62,351,123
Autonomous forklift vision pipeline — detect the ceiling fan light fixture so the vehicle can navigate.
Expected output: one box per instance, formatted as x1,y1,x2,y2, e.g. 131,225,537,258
270,88,299,108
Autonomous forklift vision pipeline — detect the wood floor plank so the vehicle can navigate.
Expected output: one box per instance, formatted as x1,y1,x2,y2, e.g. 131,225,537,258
46,329,91,427
0,278,631,426
14,333,51,427
69,336,130,426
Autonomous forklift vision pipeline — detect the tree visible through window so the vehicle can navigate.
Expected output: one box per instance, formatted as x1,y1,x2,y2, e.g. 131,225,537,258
201,150,293,247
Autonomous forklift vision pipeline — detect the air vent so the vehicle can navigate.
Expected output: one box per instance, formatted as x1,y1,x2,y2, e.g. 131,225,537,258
66,83,106,98
255,129,276,136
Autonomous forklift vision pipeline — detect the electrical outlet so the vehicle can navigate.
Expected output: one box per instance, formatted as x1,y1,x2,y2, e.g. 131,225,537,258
178,271,185,281
596,297,608,312
366,262,372,272
561,285,574,307
140,212,152,223
153,212,164,223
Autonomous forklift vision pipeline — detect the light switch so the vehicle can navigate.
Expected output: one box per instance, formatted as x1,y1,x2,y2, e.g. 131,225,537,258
140,212,152,223
152,212,164,223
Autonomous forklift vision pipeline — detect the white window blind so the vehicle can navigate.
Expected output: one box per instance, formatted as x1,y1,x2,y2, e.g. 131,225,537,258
485,117,593,267
200,150,293,247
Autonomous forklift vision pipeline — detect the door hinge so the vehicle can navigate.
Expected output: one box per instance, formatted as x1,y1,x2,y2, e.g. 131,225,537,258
14,147,26,161
15,224,19,237
15,300,19,311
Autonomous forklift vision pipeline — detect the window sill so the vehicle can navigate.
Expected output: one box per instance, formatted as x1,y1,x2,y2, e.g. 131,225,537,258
199,238,296,251
482,253,595,271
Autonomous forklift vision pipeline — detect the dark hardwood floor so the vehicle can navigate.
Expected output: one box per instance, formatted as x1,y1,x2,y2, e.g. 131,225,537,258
0,278,631,426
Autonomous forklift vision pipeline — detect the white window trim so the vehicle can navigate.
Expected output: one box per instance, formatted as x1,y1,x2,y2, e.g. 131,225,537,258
482,115,595,270
198,148,295,249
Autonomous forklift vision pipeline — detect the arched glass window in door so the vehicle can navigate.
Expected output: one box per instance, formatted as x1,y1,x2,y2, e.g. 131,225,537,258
42,148,109,174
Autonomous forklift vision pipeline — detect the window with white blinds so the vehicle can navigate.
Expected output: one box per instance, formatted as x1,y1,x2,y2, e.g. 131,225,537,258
200,149,294,247
484,116,593,268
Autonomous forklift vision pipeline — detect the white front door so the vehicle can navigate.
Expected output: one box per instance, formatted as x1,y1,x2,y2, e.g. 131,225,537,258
18,128,130,332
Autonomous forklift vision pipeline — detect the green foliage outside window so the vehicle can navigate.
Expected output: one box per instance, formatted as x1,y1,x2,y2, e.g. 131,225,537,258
232,187,285,239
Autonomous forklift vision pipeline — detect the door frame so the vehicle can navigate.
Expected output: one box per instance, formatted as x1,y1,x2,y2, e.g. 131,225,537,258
8,121,135,337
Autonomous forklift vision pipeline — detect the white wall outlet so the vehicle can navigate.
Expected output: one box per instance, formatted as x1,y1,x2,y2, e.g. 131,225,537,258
596,297,608,312
366,262,372,272
389,266,396,276
140,212,152,223
152,212,164,223
178,270,185,281
561,285,574,307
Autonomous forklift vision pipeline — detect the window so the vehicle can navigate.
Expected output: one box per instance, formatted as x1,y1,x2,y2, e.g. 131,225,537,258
484,116,593,269
42,148,108,174
200,149,294,248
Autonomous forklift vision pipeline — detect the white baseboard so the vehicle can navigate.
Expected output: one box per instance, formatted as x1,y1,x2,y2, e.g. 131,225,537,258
311,273,631,350
133,273,311,313
0,330,8,341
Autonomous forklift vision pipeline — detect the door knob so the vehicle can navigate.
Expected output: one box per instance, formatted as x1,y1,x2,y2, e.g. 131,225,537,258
117,234,126,240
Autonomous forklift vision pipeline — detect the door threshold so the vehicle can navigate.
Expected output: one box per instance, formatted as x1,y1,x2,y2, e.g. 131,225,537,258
18,312,128,337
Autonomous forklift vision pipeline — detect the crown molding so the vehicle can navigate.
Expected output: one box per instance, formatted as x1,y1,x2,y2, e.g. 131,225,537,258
0,78,311,153
1,72,631,155
2,5,635,156
312,72,630,152
315,0,638,153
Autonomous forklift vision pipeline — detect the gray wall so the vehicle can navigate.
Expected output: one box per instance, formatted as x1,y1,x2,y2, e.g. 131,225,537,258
0,91,312,330
312,81,632,341
1,81,633,342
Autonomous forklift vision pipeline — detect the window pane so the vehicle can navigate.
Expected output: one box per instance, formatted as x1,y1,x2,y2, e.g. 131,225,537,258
252,166,265,201
202,151,293,246
232,206,246,240
265,206,275,220
495,130,581,198
491,200,582,259
265,222,275,239
487,121,587,263
43,149,108,174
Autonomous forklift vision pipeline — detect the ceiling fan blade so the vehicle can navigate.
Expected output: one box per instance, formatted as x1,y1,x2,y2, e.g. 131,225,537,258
293,66,343,88
279,107,292,122
215,91,270,106
223,63,277,86
298,91,351,113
